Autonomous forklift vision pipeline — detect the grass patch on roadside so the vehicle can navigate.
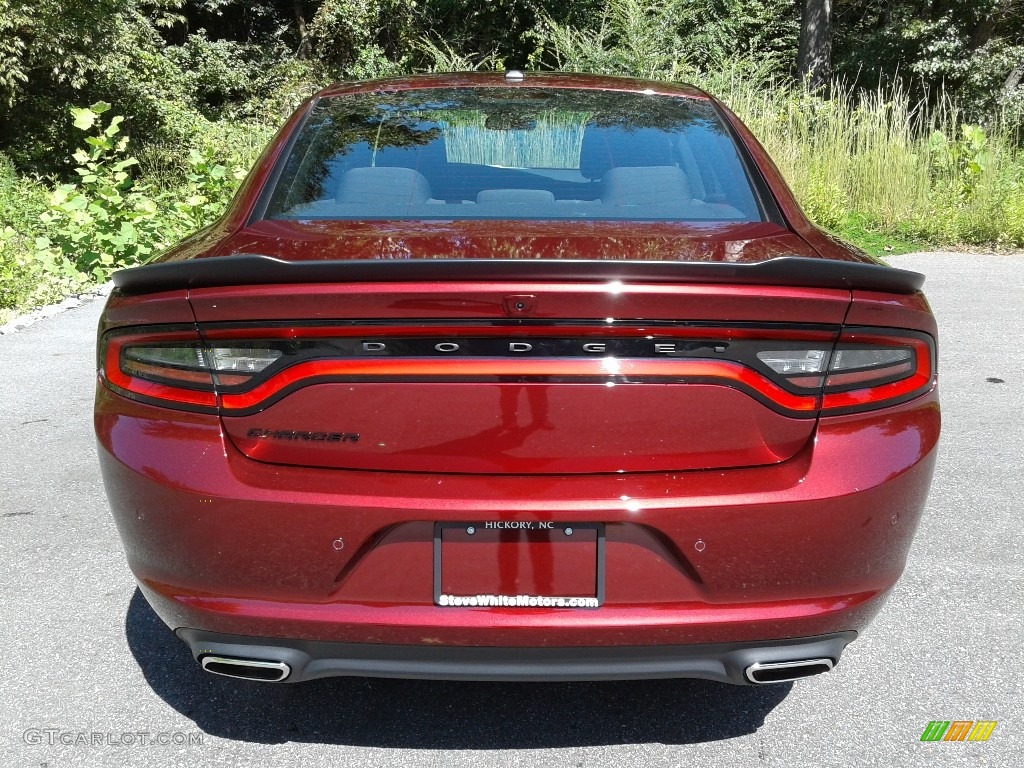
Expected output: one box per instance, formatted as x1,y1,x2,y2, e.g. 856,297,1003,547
833,213,928,258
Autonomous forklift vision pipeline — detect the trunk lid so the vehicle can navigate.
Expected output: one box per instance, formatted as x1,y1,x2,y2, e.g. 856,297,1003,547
182,227,853,472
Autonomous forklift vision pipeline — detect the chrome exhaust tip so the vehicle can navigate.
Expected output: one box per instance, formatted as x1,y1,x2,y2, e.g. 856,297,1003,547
200,655,291,682
744,658,834,684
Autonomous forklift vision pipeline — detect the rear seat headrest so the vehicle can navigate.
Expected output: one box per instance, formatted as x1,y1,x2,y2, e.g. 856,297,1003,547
601,166,692,205
336,167,433,204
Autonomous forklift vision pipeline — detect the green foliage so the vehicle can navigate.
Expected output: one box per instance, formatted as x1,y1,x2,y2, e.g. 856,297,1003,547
929,124,991,200
36,103,166,279
171,147,247,231
833,213,925,258
0,153,87,315
832,0,1024,132
0,0,139,104
536,0,796,80
160,33,326,122
310,0,414,77
539,0,692,80
33,104,244,283
413,0,603,70
801,177,847,232
720,79,1024,248
415,38,502,72
0,3,29,106
0,1,200,170
166,34,266,112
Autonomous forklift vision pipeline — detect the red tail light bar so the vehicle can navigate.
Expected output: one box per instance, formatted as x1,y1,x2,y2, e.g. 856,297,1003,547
99,323,935,417
102,330,219,409
822,331,934,410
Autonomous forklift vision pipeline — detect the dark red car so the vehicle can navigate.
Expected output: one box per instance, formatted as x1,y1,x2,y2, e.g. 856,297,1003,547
96,72,939,685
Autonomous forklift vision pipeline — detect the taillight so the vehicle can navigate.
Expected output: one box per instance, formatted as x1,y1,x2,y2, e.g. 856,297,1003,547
752,330,934,413
100,330,286,411
99,323,934,416
820,330,934,412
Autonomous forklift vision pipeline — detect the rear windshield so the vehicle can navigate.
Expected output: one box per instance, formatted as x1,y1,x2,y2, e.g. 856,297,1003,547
262,88,767,223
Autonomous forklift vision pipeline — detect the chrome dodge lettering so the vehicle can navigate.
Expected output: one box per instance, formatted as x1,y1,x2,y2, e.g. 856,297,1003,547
349,338,728,357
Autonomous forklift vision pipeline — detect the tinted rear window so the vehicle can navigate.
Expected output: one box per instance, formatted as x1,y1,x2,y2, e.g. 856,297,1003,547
262,88,767,223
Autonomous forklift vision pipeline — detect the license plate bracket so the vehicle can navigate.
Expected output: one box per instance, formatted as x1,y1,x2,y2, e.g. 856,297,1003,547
433,522,604,608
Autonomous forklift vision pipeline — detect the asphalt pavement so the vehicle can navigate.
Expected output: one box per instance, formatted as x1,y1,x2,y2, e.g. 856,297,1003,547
1,252,1021,767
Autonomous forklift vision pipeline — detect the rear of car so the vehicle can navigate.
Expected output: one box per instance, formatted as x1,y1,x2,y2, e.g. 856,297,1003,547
95,74,939,685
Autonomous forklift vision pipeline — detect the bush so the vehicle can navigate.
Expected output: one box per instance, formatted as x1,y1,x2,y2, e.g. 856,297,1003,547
536,0,795,80
35,103,246,282
0,153,87,317
35,103,171,280
310,0,414,76
166,34,265,114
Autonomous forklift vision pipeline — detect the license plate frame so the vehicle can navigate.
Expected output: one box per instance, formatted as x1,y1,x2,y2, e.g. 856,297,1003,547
433,522,605,609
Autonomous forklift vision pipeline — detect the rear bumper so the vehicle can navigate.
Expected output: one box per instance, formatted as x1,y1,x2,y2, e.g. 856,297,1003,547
178,627,856,684
98,383,939,654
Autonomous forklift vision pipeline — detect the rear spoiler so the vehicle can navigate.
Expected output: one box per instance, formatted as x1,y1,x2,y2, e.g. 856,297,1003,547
112,254,925,294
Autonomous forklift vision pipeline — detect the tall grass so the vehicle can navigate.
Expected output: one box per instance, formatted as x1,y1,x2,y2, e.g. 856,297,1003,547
715,78,1024,247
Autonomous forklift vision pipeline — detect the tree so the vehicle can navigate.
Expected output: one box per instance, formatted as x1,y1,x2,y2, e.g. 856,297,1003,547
0,0,187,169
797,0,832,89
